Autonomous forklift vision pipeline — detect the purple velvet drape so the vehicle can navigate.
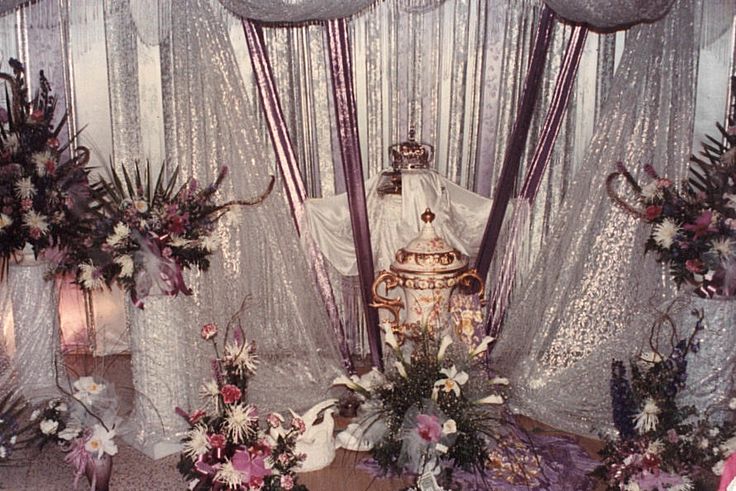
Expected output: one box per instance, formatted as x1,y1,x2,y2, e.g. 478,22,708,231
325,18,383,370
487,24,588,341
242,19,354,373
474,5,556,281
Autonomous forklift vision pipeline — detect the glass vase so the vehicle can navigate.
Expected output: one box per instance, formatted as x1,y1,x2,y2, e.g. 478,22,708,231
84,454,113,491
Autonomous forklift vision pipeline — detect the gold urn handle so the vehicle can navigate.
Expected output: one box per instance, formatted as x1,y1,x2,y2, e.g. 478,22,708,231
454,269,485,300
369,270,404,324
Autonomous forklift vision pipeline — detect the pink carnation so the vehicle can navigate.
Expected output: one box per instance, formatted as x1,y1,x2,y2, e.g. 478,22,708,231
220,384,242,405
280,474,295,490
200,323,218,340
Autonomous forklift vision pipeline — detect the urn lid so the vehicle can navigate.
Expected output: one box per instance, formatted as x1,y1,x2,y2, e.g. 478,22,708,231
391,208,468,274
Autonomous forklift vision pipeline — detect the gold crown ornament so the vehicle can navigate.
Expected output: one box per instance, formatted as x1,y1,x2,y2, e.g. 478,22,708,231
388,127,433,171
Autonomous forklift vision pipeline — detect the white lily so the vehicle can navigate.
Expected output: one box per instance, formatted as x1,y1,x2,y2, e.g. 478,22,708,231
436,335,453,361
475,394,504,405
394,361,408,379
381,321,400,351
85,425,118,459
469,336,495,358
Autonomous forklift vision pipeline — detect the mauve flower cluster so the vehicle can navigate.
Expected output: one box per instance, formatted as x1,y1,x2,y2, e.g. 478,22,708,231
609,125,736,297
0,59,91,264
177,318,307,491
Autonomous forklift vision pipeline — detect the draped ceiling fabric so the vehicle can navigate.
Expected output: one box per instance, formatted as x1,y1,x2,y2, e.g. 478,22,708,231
218,0,377,22
543,0,676,29
491,0,701,437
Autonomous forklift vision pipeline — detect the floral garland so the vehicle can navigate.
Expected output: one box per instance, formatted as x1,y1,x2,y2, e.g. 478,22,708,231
51,161,273,307
594,309,736,490
177,310,307,490
0,58,91,273
608,124,736,297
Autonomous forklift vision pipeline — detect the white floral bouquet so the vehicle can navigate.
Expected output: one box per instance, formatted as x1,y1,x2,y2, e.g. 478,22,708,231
31,376,119,487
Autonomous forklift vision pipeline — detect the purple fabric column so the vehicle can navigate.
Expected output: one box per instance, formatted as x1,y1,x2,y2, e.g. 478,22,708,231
325,18,383,370
487,25,588,341
474,5,555,280
242,19,354,373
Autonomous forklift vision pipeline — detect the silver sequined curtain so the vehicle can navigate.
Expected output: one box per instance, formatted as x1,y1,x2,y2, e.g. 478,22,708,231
491,0,702,437
157,0,344,411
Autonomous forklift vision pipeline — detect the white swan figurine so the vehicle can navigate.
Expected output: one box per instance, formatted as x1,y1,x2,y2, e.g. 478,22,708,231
291,398,338,473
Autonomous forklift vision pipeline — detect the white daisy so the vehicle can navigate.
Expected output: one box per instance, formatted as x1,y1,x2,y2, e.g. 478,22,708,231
646,439,664,455
215,460,244,489
23,210,49,235
105,222,130,248
14,177,36,199
79,262,106,290
225,403,258,444
114,255,135,278
640,181,663,201
711,237,735,259
634,398,660,434
32,150,56,176
0,213,12,232
223,341,259,376
200,234,219,252
182,424,211,459
652,219,679,249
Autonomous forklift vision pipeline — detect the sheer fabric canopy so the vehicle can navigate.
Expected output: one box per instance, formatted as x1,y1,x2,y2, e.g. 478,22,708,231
217,0,377,22
543,0,676,29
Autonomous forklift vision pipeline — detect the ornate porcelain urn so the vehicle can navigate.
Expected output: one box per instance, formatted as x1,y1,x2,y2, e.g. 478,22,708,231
371,208,484,337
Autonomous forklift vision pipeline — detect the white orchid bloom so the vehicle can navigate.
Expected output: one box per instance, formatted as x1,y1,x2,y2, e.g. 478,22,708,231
85,425,118,459
475,394,504,405
469,336,495,358
433,366,469,398
490,377,509,385
436,335,453,361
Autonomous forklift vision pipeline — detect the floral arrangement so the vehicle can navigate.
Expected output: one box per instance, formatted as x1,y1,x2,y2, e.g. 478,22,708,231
31,376,119,488
333,319,507,489
177,310,308,490
594,310,736,490
0,58,91,273
608,124,736,297
52,161,274,307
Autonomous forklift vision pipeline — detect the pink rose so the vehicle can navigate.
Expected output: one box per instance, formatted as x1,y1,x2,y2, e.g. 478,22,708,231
201,323,218,340
209,433,226,449
280,474,294,490
645,205,662,221
266,413,283,428
20,198,32,211
220,384,242,405
291,417,306,434
278,453,290,465
46,137,60,150
685,258,705,274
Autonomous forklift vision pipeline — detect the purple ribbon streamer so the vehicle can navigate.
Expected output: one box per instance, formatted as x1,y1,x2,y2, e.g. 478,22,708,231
486,25,588,342
325,18,383,370
242,19,354,373
474,5,555,280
